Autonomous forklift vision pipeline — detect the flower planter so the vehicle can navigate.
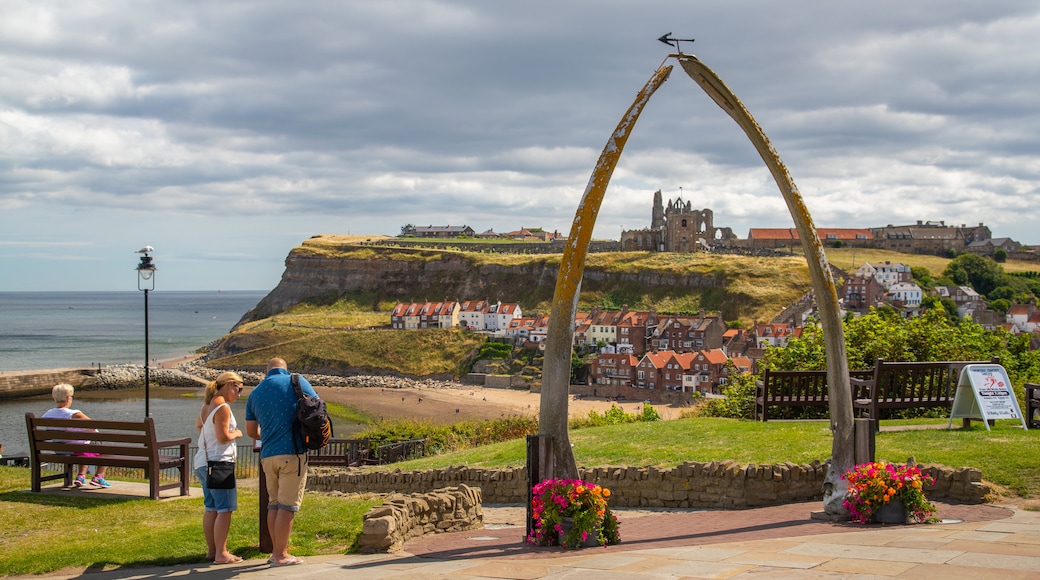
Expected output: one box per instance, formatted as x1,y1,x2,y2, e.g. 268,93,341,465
527,478,621,549
559,517,601,548
872,497,907,524
843,461,936,524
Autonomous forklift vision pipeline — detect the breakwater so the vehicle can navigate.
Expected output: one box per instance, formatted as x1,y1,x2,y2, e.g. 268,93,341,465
0,361,479,401
0,368,99,399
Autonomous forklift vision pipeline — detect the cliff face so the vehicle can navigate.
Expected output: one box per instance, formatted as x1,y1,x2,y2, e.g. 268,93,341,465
237,245,728,326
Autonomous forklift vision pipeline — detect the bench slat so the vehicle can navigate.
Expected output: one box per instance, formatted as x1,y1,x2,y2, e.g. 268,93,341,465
756,369,872,421
853,358,999,426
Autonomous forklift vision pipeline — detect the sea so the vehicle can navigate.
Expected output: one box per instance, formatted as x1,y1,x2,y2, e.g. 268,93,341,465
0,291,267,456
0,291,267,371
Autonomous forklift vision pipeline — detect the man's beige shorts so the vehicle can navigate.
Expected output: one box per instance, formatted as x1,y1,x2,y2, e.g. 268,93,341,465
260,454,308,511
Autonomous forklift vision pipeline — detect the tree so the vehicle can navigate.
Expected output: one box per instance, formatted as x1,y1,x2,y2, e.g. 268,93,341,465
989,298,1011,315
910,266,934,290
993,248,1008,263
943,254,1006,296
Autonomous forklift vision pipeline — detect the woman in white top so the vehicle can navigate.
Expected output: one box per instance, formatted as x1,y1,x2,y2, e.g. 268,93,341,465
42,383,111,487
193,371,244,564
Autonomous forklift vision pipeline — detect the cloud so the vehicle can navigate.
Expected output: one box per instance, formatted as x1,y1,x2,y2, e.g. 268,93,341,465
2,0,1040,291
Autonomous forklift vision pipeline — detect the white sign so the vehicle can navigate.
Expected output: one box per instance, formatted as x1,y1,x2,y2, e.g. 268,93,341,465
949,364,1028,431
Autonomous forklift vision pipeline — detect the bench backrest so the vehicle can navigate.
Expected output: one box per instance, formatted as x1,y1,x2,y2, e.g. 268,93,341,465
762,369,875,400
869,358,999,402
26,413,161,458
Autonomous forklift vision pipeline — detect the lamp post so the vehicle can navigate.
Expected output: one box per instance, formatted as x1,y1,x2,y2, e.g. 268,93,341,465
135,246,156,417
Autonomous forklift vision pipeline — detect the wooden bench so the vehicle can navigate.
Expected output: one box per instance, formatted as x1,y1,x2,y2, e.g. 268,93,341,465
756,369,874,421
25,413,191,500
307,439,372,467
1026,383,1040,430
850,358,1000,426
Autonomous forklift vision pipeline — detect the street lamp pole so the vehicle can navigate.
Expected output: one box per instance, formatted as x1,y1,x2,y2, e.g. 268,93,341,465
136,247,156,417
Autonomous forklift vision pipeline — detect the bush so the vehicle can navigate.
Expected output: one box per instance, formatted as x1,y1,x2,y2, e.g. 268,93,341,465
569,403,661,429
356,414,538,455
700,372,757,419
477,341,514,360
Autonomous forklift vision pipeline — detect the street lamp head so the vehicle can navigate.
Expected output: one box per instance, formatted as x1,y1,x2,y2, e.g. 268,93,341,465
136,248,156,290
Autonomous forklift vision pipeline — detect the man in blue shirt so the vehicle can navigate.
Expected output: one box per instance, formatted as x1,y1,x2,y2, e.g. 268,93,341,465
246,358,316,567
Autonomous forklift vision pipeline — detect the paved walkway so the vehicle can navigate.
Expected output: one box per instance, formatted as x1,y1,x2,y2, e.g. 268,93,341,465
18,494,1040,579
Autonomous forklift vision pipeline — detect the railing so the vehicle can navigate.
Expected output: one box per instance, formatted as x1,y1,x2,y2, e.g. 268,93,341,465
43,444,260,484
40,437,429,484
373,438,426,464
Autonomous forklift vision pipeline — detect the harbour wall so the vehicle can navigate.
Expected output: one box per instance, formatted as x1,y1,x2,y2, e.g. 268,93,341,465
0,369,98,400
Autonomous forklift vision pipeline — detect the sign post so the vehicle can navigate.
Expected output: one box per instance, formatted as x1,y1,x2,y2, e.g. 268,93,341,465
949,364,1028,431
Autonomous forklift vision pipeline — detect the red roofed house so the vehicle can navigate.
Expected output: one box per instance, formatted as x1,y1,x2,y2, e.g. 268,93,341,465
682,349,729,394
754,322,797,348
842,274,887,312
589,352,638,387
617,307,658,356
1008,304,1040,334
634,351,673,390
747,227,871,250
485,302,522,331
458,300,488,330
391,301,459,329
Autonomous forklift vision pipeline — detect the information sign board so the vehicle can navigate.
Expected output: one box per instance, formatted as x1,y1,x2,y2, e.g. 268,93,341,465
948,364,1027,431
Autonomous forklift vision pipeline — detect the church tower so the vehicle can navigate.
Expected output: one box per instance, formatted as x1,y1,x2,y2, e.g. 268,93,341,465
651,189,665,230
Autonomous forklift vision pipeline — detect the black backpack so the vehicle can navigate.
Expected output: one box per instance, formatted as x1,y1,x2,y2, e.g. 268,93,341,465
291,373,333,451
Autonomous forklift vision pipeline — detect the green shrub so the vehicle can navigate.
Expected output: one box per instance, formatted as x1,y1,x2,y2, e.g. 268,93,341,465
355,415,538,455
477,341,514,360
700,372,757,419
569,403,661,429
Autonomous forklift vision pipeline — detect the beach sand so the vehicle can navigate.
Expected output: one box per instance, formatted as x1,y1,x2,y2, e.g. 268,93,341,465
315,383,685,425
156,354,685,424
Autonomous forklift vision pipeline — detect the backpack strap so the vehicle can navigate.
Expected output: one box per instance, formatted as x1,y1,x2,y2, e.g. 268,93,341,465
290,373,303,457
291,373,304,399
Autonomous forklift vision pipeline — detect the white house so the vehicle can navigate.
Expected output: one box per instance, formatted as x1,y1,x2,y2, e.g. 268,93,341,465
888,282,923,307
856,261,912,290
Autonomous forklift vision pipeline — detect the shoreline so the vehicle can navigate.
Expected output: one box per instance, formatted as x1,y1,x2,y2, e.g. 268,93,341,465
4,357,687,423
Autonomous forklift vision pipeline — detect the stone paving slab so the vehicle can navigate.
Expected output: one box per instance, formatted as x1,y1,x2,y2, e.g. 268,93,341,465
9,501,1033,580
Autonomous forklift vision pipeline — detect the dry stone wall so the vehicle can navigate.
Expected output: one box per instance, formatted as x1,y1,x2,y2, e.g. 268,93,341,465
309,461,990,508
358,484,483,553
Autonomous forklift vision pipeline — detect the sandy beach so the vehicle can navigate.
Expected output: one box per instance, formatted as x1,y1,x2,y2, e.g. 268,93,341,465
156,353,686,424
314,382,685,425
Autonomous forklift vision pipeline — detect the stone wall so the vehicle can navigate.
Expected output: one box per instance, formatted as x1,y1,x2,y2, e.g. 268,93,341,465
309,461,990,508
0,368,98,399
358,484,483,553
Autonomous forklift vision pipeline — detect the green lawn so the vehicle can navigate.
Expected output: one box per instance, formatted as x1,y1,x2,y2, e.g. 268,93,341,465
0,471,380,576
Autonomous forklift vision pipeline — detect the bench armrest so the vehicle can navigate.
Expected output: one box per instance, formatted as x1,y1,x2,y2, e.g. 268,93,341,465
155,437,192,448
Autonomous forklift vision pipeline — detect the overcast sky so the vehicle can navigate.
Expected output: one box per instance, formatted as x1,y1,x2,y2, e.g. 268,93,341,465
3,1,1039,292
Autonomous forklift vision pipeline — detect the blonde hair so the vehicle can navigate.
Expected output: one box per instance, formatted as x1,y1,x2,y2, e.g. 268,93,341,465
204,371,244,404
52,383,75,404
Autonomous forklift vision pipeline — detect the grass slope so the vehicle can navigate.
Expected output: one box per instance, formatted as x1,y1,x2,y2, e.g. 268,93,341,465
208,327,485,376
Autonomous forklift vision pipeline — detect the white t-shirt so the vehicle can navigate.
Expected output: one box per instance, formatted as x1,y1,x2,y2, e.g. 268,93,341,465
192,403,237,470
41,406,90,444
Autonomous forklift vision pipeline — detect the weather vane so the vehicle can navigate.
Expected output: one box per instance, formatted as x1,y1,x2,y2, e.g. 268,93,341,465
658,33,695,54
